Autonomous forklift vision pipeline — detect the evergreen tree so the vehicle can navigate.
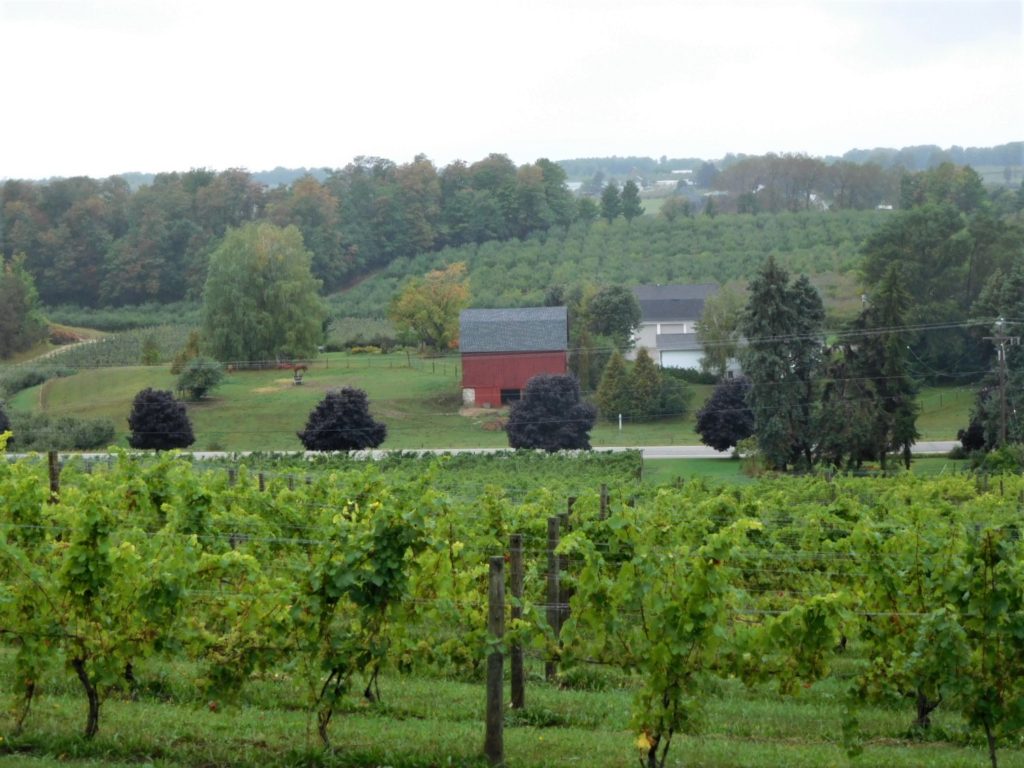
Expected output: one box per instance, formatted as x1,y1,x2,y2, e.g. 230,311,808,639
621,180,644,221
0,401,10,436
298,388,387,451
629,347,662,420
505,374,596,451
127,389,195,450
600,181,622,223
739,257,824,470
596,350,632,421
789,275,826,467
856,264,920,468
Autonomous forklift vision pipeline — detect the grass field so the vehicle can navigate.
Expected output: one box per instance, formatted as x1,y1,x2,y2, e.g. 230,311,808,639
6,353,972,452
2,652,1019,768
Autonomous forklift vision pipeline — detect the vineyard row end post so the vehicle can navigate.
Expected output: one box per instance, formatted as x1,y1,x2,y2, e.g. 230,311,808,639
484,556,505,766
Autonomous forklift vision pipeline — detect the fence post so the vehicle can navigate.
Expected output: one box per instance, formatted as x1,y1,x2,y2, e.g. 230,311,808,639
600,483,609,520
510,534,525,710
545,516,560,681
258,472,266,492
48,451,61,504
227,468,237,487
288,475,296,491
484,556,505,766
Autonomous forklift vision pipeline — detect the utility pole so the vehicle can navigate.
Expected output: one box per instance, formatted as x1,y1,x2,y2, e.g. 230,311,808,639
983,318,1020,448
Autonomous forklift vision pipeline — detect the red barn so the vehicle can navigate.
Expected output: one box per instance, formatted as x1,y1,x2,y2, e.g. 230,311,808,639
460,306,568,407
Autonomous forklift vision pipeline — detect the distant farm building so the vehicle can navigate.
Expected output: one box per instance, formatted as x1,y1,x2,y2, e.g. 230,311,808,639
629,284,718,369
459,306,568,407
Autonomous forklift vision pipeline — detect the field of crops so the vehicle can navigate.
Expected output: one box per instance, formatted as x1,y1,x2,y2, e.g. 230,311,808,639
0,446,1021,767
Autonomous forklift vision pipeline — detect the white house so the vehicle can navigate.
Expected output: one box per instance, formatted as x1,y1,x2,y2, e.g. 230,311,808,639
628,284,719,369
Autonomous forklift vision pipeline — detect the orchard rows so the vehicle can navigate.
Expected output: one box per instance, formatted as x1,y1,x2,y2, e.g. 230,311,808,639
0,442,1021,767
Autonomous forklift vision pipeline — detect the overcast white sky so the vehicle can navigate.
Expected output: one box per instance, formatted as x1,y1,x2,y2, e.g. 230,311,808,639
1,0,1021,179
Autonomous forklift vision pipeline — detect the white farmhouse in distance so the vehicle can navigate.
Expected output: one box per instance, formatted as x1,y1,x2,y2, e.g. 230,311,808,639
627,283,719,369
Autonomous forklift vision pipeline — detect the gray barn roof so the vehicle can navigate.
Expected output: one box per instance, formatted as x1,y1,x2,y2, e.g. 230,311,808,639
633,284,718,322
460,306,568,353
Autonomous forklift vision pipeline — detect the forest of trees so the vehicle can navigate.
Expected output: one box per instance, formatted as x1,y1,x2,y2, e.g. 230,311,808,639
4,145,1019,319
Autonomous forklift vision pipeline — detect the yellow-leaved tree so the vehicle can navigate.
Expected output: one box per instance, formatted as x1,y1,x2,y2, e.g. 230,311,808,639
388,262,470,354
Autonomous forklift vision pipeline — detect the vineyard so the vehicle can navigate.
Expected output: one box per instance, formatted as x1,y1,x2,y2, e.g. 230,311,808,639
0,444,1022,767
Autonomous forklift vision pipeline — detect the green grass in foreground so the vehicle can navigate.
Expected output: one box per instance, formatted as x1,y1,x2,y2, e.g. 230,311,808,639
7,352,972,452
1,656,1019,768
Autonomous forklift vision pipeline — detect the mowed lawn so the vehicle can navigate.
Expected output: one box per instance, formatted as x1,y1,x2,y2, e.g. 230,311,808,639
7,353,970,452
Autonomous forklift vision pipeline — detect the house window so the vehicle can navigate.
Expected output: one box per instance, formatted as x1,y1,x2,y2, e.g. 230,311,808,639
500,388,522,404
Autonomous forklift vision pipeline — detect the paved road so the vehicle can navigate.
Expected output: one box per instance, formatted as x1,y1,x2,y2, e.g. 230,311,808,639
20,441,959,463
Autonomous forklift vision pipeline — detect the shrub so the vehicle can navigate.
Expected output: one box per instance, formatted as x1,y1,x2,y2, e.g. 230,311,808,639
176,357,225,400
298,388,387,451
506,374,597,452
127,388,195,450
0,365,77,398
7,412,115,451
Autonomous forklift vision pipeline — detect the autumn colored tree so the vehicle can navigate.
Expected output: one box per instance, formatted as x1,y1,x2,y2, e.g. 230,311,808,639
388,262,470,353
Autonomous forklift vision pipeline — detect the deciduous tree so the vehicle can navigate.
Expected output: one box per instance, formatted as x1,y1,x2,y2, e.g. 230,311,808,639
696,285,744,379
388,262,470,353
586,285,641,351
201,222,325,366
0,254,47,359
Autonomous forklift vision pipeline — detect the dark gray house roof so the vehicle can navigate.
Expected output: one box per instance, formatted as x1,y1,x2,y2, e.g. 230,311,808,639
633,284,718,322
459,306,568,353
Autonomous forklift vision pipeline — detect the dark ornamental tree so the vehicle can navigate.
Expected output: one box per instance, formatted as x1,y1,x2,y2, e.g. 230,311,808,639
0,401,10,435
695,377,755,452
506,374,596,452
298,388,387,451
127,388,195,450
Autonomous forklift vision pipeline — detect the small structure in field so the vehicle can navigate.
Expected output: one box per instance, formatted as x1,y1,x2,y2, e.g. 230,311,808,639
459,306,568,408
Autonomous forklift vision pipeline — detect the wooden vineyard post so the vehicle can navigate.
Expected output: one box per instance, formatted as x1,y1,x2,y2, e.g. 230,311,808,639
509,534,525,710
48,451,61,504
484,556,505,766
558,512,572,630
546,516,560,681
599,483,609,519
258,472,266,492
227,468,237,487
